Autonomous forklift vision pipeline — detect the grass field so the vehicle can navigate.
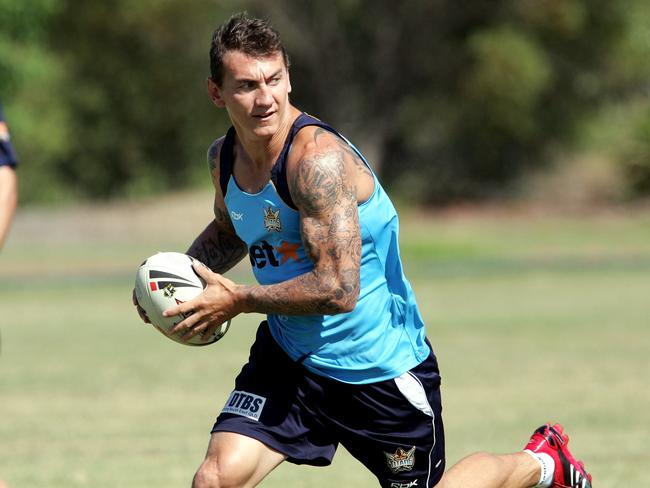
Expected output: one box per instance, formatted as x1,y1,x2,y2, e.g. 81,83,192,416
1,192,649,487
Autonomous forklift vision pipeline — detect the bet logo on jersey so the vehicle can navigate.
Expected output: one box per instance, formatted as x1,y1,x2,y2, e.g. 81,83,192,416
249,239,301,269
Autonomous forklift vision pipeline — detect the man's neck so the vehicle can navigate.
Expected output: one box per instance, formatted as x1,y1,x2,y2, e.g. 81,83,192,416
234,106,301,171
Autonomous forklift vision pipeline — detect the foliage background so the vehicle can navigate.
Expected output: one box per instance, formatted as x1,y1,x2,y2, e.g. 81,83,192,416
2,0,650,205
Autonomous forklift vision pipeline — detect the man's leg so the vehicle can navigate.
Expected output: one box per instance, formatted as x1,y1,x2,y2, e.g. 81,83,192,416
192,432,287,488
437,451,539,488
437,423,593,488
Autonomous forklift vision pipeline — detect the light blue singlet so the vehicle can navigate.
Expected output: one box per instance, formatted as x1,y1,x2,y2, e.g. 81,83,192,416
219,113,431,384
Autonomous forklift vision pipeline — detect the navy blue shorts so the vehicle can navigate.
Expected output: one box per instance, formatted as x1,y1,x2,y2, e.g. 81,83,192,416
213,322,446,488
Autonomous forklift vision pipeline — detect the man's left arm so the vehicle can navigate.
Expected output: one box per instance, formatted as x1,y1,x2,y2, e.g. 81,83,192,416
0,165,18,249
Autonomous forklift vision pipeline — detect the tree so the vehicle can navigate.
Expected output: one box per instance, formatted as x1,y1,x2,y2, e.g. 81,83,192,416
0,0,72,202
3,0,647,203
254,0,632,202
47,0,239,199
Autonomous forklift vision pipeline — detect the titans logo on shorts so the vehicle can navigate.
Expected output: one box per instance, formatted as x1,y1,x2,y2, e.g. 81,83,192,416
213,323,446,488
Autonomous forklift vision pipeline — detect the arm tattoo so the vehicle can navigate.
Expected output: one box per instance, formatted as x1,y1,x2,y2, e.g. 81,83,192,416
187,206,248,274
187,139,248,273
207,142,219,174
240,131,362,315
316,128,373,178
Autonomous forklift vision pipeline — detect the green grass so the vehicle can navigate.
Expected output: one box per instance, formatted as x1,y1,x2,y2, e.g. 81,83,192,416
1,193,649,487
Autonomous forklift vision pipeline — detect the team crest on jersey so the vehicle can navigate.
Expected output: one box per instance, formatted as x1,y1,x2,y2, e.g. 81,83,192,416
263,206,282,232
384,446,416,474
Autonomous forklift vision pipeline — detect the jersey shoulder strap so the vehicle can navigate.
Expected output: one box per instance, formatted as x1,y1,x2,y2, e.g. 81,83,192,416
218,113,341,207
271,113,341,210
218,127,237,196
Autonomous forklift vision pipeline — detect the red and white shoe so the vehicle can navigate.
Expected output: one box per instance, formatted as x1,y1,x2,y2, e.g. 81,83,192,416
525,423,593,488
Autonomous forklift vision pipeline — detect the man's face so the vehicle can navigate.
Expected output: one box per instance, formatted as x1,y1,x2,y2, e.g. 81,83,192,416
210,50,291,140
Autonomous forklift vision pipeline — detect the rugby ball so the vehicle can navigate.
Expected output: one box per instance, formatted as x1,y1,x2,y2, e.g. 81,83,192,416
134,252,230,346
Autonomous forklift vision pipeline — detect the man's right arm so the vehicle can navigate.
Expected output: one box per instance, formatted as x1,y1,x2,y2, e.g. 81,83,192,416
186,139,248,273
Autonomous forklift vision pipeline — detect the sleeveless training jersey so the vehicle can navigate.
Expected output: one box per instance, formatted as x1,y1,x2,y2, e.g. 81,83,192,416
219,113,431,384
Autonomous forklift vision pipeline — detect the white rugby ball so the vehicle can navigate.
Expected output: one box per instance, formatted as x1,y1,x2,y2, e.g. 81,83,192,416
134,252,230,346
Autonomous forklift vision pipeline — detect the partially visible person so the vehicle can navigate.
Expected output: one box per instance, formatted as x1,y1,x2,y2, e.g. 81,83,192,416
0,102,19,249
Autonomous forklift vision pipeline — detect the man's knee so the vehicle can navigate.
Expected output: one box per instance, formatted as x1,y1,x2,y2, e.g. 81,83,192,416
192,459,219,488
192,456,244,488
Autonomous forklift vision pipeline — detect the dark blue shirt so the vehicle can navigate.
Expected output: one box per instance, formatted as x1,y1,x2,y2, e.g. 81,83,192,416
0,103,19,168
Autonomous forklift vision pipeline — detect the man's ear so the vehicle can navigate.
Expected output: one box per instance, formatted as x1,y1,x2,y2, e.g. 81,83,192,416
207,77,225,108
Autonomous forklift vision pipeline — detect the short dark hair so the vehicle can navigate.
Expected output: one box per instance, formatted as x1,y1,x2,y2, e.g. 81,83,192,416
210,12,290,86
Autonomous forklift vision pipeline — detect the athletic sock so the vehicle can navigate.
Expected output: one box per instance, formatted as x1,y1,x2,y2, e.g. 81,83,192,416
524,449,555,488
